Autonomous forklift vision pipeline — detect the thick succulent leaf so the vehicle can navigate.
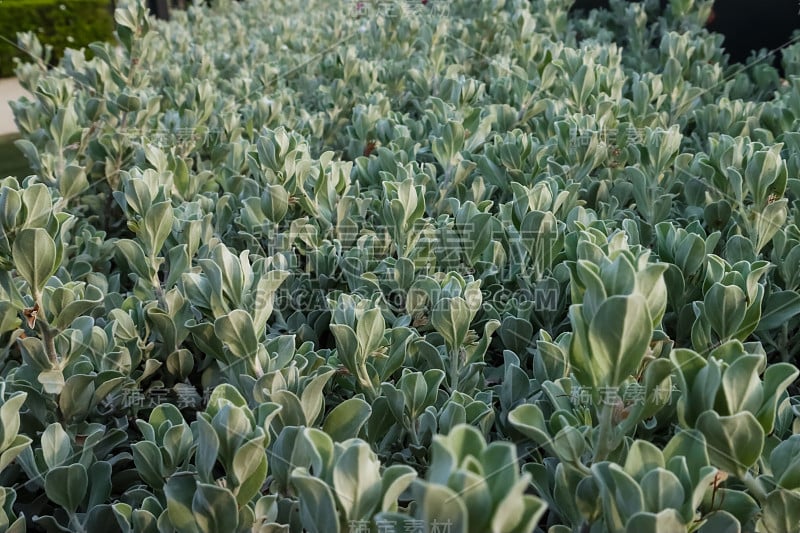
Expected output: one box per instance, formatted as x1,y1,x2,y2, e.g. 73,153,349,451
44,463,88,513
12,228,57,296
192,482,239,533
586,294,652,387
323,398,372,442
332,441,382,522
696,410,764,478
290,468,340,533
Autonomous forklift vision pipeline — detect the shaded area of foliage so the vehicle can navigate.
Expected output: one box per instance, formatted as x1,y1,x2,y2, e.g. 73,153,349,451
0,136,31,180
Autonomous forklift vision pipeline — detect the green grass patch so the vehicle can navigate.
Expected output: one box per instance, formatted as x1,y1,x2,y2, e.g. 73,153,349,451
0,0,114,77
0,134,32,179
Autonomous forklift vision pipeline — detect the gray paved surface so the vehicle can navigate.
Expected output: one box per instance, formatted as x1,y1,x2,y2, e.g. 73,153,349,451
0,77,26,136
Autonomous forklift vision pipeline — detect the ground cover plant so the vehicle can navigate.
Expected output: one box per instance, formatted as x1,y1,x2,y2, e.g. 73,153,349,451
2,0,800,531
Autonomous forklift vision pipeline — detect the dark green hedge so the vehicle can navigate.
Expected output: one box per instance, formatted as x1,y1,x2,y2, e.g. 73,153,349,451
0,0,114,78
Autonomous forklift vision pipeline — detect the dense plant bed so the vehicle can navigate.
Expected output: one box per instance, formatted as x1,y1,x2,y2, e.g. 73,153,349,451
2,0,800,531
0,0,114,78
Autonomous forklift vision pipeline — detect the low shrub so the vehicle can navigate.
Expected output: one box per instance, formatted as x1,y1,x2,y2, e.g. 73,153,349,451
1,0,800,531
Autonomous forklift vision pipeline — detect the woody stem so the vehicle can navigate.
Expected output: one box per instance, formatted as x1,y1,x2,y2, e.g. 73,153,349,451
33,290,58,366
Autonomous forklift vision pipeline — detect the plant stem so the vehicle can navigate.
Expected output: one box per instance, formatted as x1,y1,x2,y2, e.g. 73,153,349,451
450,347,460,392
407,416,420,446
357,362,377,403
780,323,789,362
152,273,167,309
743,471,768,503
593,401,615,463
38,320,59,366
68,513,85,533
33,290,59,366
